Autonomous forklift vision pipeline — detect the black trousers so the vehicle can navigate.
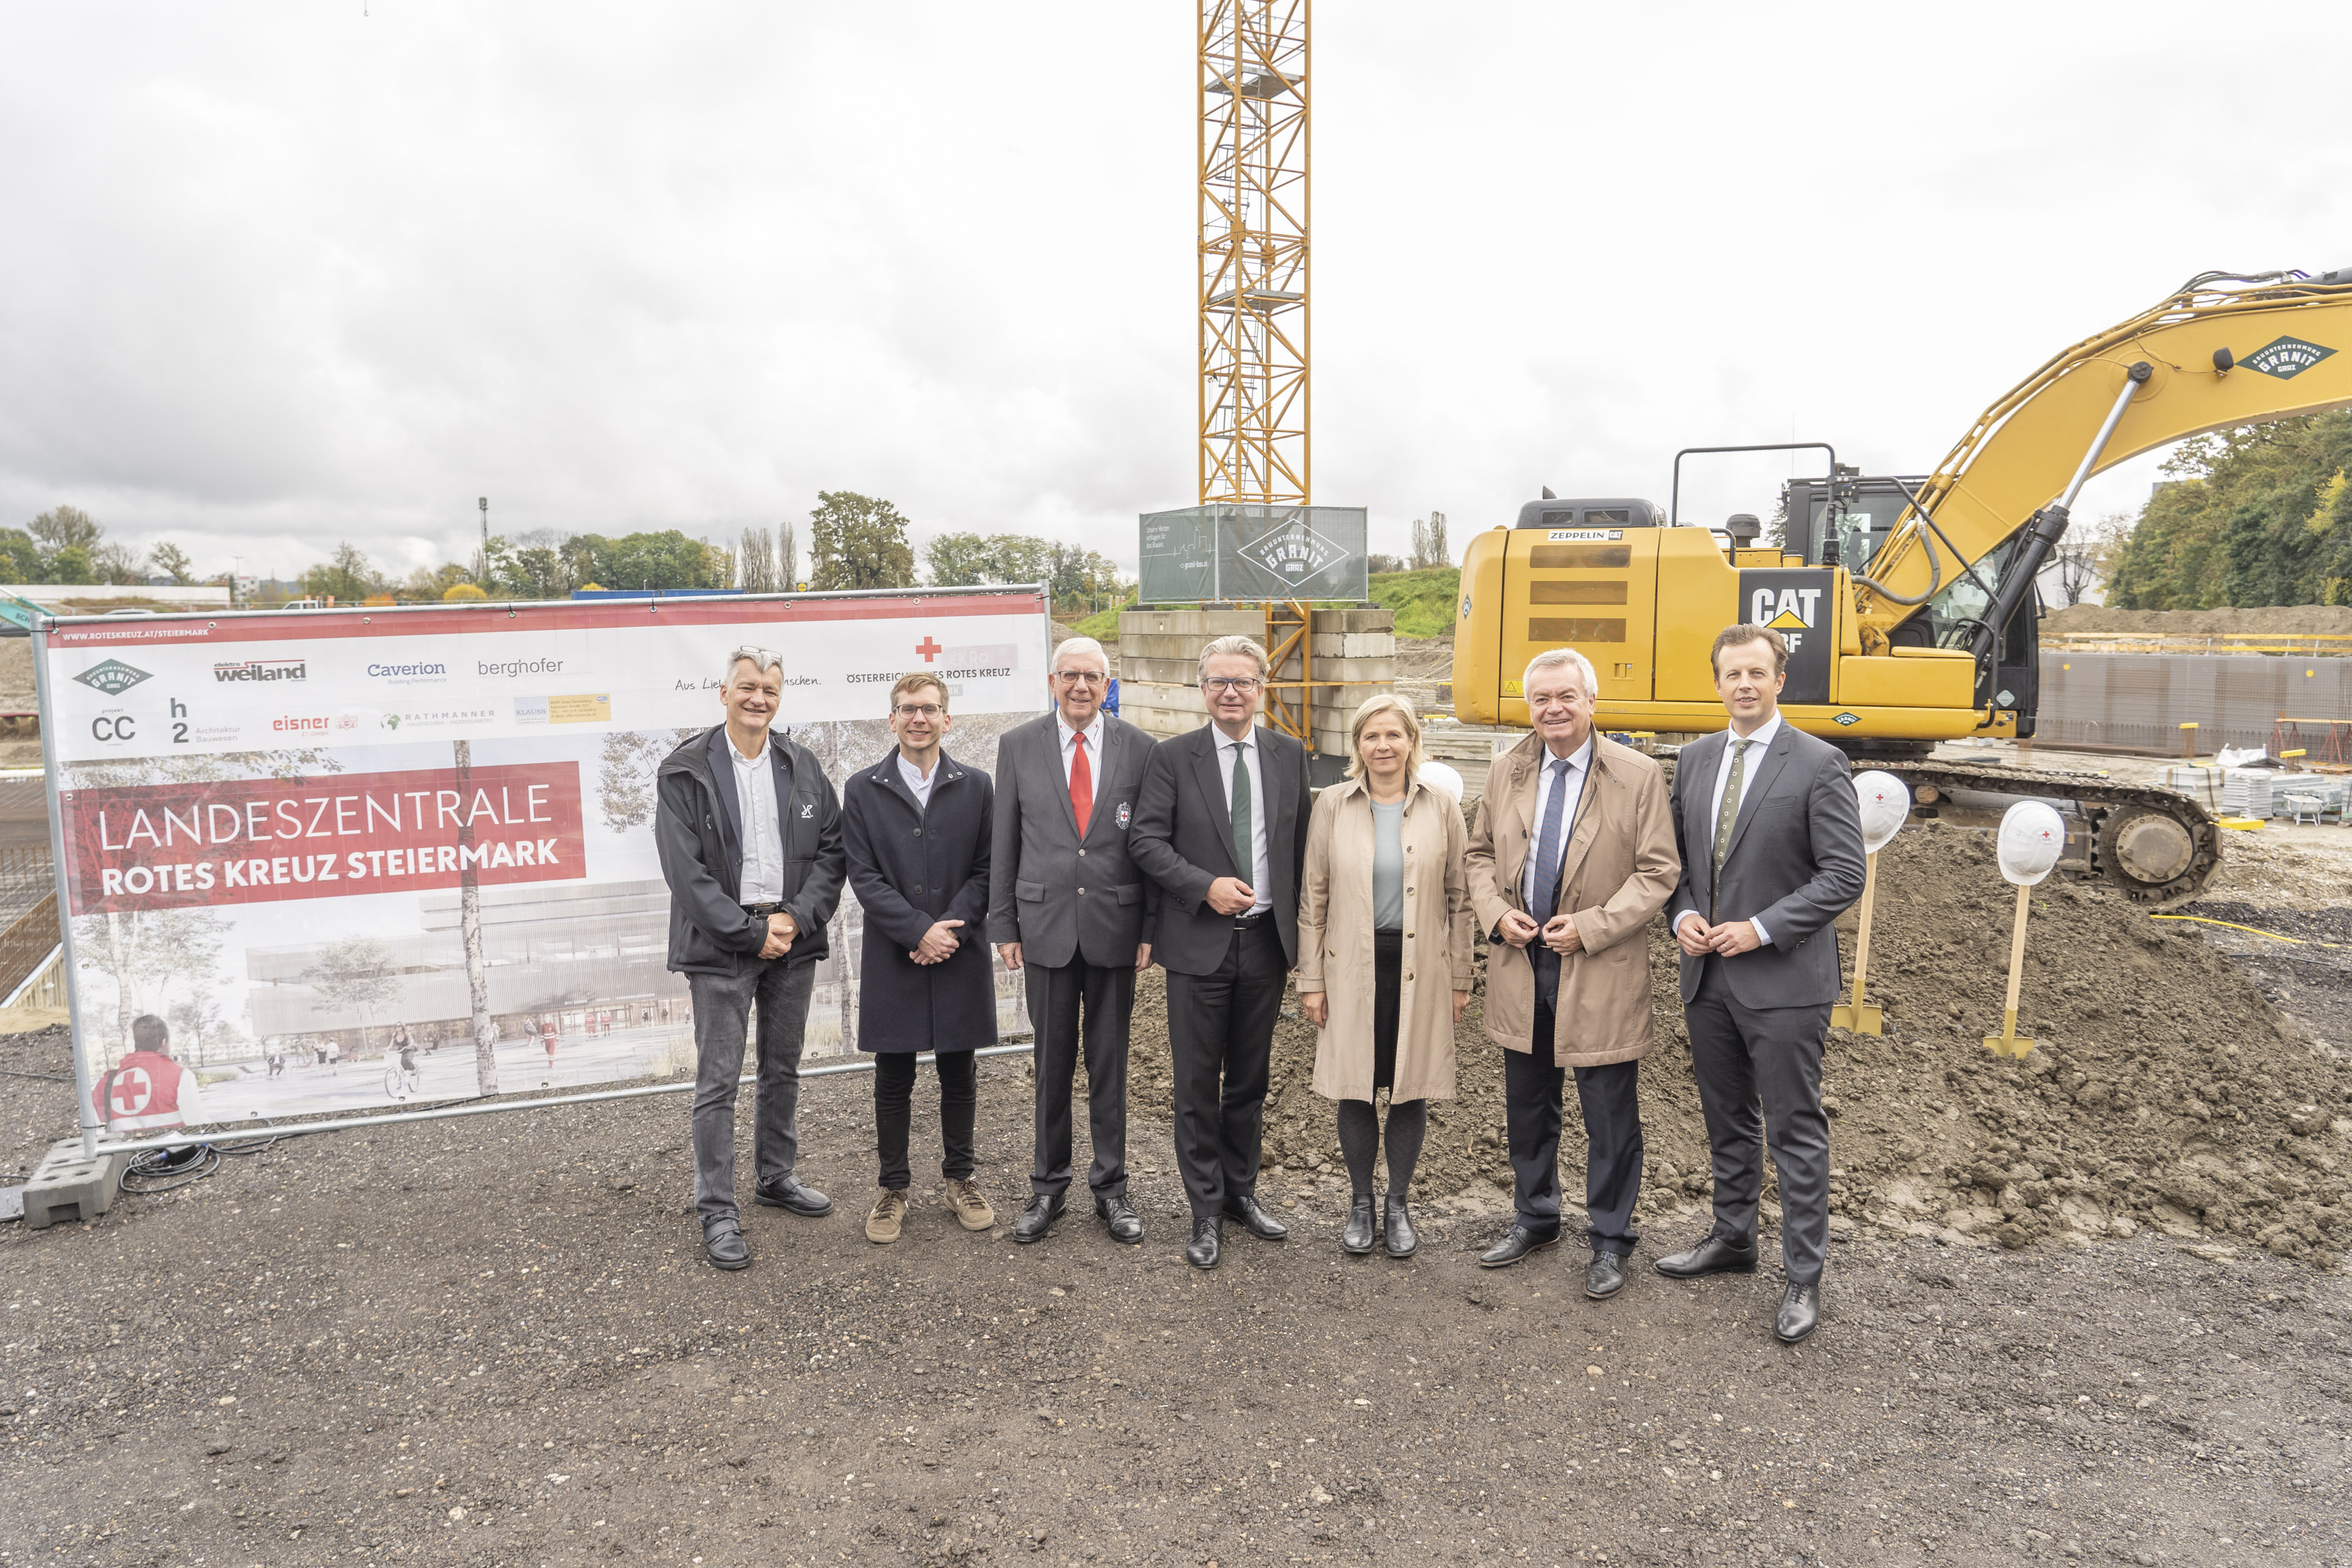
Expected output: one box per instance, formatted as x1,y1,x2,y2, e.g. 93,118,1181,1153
1685,957,1832,1286
1370,929,1401,1090
1026,957,1134,1199
1506,993,1644,1253
874,1050,977,1191
1165,919,1286,1220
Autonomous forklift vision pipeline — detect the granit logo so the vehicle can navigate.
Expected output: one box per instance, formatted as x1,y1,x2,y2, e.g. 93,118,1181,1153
74,659,152,695
2240,336,2337,381
215,659,307,684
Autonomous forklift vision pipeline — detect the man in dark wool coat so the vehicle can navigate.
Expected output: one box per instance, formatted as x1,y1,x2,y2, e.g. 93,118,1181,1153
840,670,999,1246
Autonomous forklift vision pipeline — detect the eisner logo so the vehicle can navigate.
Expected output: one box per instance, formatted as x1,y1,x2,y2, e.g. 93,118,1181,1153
216,659,307,684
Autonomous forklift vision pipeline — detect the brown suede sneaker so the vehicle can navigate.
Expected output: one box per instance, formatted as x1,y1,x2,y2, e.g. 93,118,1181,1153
943,1177,995,1232
864,1187,909,1244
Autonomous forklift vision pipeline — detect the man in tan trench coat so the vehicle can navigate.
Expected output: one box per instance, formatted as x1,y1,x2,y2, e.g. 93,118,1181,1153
1466,648,1679,1297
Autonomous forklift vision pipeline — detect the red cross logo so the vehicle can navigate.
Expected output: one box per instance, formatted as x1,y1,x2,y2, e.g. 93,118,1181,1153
915,636,943,663
109,1066,153,1117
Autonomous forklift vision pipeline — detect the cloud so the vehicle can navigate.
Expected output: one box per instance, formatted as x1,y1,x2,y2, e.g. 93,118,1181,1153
1,2,2347,580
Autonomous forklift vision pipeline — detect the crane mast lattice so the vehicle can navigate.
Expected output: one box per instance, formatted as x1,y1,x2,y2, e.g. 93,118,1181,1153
1198,1,1308,506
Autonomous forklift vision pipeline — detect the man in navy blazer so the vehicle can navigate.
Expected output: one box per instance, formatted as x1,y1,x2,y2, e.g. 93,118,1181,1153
1655,625,1866,1343
1128,635,1313,1270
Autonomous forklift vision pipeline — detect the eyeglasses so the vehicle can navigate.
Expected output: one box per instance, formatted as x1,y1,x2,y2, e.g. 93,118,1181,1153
893,703,944,718
1201,676,1262,694
728,645,782,673
1052,670,1108,685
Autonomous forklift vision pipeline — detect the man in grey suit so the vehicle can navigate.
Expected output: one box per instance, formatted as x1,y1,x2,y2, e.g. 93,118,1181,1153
1128,634,1313,1270
1656,624,1867,1344
991,635,1157,1246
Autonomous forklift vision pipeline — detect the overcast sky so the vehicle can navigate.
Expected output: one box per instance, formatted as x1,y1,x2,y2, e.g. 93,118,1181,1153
5,3,2351,584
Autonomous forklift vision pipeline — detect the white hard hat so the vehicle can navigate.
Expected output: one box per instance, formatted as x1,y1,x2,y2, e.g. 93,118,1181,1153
1852,770,1909,854
1417,760,1465,801
1997,800,2067,887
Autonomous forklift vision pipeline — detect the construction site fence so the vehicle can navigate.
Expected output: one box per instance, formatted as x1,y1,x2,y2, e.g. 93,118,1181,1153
2036,650,2352,758
2045,632,2352,657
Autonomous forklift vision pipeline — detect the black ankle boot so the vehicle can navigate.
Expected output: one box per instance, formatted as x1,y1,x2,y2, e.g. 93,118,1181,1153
1342,1193,1376,1255
1383,1196,1418,1259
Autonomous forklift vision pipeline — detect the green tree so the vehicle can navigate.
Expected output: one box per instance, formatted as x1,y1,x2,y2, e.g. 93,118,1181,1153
1047,542,1125,612
808,491,916,591
150,542,196,586
302,937,402,1055
27,505,100,555
2106,412,2352,608
302,542,388,604
0,529,38,585
46,544,95,584
92,541,148,585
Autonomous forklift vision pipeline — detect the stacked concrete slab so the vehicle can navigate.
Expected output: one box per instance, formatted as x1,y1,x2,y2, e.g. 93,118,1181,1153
1116,606,1396,754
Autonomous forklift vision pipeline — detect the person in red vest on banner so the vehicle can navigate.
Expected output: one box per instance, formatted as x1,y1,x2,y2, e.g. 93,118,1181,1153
91,1015,203,1134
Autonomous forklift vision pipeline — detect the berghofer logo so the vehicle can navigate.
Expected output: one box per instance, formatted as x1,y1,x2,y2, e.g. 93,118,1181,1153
479,657,563,678
2240,336,2337,380
215,659,306,684
74,659,151,695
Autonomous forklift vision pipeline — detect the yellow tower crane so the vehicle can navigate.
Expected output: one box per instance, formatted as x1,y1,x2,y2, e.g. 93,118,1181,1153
1198,1,1309,507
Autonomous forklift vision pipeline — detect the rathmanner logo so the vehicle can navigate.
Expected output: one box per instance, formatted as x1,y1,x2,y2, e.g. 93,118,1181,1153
2240,336,2337,380
74,659,151,695
1238,518,1347,585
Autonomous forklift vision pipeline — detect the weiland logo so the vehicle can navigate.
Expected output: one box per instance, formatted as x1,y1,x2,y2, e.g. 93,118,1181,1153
216,659,307,684
74,659,152,695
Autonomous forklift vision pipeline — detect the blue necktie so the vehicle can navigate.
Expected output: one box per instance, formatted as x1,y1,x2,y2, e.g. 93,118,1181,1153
1530,757,1572,926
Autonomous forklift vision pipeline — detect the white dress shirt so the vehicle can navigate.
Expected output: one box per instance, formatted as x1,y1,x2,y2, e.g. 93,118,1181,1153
731,732,784,904
1676,712,1782,944
898,750,937,811
1521,734,1595,912
1215,726,1272,915
1057,712,1105,788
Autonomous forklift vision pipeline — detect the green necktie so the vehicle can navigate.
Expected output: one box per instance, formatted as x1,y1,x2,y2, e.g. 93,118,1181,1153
1229,740,1253,881
1711,737,1752,881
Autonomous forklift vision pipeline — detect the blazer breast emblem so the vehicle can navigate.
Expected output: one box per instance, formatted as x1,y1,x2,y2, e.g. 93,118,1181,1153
1115,802,1131,829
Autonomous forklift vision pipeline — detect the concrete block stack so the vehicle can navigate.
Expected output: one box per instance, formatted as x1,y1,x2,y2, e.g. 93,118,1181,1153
1115,605,1396,754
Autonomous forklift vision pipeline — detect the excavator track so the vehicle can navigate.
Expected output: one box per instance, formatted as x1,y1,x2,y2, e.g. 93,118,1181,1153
1650,754,2224,903
1876,760,2222,905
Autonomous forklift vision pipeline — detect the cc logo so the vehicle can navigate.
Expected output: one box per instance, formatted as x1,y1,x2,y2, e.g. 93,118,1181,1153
91,715,136,743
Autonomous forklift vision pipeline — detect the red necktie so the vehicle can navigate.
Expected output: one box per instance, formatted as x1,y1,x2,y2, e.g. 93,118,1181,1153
1069,730,1094,834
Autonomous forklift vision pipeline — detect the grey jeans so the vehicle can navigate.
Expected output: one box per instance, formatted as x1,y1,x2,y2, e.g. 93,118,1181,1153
689,957,818,1224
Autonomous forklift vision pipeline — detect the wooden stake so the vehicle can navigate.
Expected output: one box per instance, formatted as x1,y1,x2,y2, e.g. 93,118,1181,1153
1829,851,1882,1035
1983,882,2036,1058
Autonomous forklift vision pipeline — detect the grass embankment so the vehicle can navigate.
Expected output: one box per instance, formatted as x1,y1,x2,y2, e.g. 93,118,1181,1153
1367,566,1459,639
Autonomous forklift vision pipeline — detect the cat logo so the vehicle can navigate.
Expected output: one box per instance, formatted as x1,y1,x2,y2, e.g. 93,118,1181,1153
1749,585,1822,651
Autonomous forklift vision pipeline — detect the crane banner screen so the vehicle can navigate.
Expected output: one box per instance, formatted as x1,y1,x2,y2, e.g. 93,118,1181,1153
39,591,1049,1134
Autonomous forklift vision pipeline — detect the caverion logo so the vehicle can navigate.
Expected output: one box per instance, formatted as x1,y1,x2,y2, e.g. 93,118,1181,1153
2240,336,2337,380
74,659,152,695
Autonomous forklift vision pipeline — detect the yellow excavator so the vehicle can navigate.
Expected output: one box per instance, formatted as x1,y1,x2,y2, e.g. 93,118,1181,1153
1453,267,2352,901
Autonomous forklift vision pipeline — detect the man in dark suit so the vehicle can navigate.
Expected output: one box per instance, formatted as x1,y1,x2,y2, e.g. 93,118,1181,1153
655,647,847,1272
990,634,1157,1246
1657,624,1867,1342
1129,634,1313,1269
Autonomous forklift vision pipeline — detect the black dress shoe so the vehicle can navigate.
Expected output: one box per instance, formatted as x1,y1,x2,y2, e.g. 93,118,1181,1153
1586,1250,1629,1300
1013,1193,1066,1245
1185,1217,1222,1270
1774,1282,1821,1344
1223,1193,1288,1241
1477,1224,1558,1269
752,1176,833,1217
1654,1232,1758,1279
702,1216,750,1272
1341,1194,1377,1255
1095,1193,1143,1245
1382,1197,1418,1260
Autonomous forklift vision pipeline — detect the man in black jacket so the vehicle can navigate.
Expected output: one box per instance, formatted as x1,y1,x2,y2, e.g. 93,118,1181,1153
655,645,846,1271
1128,634,1312,1270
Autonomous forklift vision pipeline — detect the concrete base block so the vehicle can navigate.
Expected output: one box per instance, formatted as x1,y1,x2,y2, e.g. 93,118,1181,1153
22,1138,124,1230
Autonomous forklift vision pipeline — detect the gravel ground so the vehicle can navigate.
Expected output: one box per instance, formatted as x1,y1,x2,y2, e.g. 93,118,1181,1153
3,1019,2350,1567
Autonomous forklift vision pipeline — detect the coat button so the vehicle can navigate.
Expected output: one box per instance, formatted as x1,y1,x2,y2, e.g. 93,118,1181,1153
913,828,923,836
912,884,923,894
1078,887,1086,895
1406,971,1415,982
1405,932,1415,940
1078,848,1086,856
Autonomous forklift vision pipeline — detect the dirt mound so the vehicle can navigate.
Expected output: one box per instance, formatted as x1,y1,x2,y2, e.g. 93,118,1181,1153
2046,603,2352,636
1127,820,2352,1263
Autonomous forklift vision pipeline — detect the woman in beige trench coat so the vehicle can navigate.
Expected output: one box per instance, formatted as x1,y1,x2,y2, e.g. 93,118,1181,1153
1297,695,1475,1260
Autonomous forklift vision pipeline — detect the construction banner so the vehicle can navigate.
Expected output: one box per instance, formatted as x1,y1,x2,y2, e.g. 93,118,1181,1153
38,589,1050,1137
